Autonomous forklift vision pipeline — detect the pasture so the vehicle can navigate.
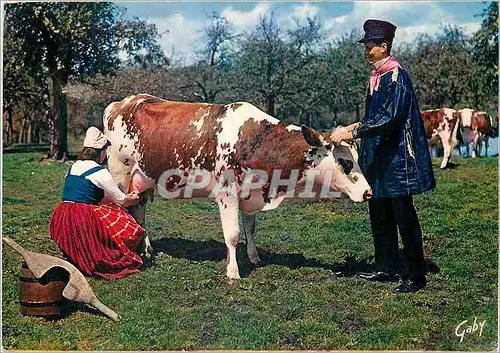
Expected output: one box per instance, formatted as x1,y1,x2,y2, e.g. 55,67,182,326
2,145,498,351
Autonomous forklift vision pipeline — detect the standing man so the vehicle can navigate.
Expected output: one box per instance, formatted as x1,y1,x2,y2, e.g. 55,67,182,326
333,19,435,293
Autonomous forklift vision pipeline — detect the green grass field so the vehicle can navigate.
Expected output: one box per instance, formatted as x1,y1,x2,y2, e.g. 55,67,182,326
2,146,498,351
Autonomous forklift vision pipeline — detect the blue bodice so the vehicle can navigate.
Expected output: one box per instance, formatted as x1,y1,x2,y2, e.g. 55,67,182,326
62,165,105,204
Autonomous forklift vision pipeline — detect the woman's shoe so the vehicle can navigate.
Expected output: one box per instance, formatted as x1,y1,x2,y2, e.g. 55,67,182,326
358,271,400,282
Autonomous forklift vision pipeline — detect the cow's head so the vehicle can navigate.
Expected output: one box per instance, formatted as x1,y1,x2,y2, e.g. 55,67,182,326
301,126,372,202
459,108,475,128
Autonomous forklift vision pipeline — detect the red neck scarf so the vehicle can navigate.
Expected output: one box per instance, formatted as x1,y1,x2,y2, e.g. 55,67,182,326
369,56,402,95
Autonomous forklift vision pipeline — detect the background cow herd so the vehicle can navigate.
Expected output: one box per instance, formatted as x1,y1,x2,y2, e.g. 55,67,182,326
421,108,498,169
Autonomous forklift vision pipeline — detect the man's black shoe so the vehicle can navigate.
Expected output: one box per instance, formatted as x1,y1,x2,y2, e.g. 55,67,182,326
358,271,399,282
393,279,426,293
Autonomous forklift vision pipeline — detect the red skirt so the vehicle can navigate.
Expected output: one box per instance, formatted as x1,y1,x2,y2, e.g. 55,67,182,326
50,202,145,279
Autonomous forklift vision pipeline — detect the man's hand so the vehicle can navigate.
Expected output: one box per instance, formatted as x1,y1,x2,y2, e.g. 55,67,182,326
345,122,361,132
332,128,354,146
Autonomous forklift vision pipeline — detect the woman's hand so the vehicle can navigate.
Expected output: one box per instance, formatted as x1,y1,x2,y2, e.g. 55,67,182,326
124,190,140,207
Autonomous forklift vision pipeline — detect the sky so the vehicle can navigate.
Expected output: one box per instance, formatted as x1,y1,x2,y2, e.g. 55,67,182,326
120,1,488,66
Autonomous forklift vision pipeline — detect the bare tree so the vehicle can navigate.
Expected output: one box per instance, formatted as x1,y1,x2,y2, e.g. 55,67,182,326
179,12,237,103
234,12,324,118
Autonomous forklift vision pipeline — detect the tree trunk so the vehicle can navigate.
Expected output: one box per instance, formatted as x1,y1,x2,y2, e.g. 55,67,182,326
59,88,69,159
32,121,39,144
266,95,275,117
87,105,93,130
209,50,216,67
2,111,6,147
297,108,305,126
37,123,42,144
48,78,60,156
18,114,27,144
4,105,13,146
27,121,33,144
50,73,69,161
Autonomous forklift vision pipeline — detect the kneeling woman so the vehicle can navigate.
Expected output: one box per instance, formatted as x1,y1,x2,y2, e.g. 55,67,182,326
50,127,144,279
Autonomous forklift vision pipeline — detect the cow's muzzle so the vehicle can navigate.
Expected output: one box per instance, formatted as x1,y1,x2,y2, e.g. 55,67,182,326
363,188,373,201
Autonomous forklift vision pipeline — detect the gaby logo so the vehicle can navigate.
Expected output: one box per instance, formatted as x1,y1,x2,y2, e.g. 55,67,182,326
455,317,486,343
156,168,343,199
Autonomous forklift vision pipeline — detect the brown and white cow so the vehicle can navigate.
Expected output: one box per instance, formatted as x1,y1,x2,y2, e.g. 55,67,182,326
421,108,459,169
458,108,494,158
103,94,372,280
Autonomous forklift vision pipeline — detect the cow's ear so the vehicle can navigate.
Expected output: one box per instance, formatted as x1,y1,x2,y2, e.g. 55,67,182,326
301,125,323,147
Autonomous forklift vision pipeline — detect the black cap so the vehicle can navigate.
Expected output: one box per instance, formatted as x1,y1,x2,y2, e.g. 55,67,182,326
358,19,397,44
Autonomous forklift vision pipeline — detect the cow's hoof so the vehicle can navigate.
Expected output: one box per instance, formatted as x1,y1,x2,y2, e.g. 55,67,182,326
227,278,238,286
249,255,261,265
226,272,241,282
145,245,154,259
140,246,154,259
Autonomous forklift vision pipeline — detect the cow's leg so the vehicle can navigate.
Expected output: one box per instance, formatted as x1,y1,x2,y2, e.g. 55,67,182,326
129,193,154,258
440,137,451,169
242,213,260,265
461,128,471,157
484,136,490,157
108,149,153,257
428,146,433,159
471,132,479,158
468,142,474,158
428,134,441,160
217,195,241,280
437,124,454,169
478,135,487,157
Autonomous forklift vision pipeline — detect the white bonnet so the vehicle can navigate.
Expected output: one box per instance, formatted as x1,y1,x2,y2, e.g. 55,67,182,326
83,126,108,149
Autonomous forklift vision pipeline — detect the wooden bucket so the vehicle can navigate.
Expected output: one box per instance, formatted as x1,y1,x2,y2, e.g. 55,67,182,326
19,262,69,319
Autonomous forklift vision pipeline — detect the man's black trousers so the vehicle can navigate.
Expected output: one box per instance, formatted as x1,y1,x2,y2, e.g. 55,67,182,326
368,196,426,281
